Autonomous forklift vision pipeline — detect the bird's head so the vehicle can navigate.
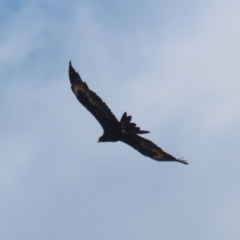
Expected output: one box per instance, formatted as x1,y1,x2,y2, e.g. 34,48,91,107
98,135,107,142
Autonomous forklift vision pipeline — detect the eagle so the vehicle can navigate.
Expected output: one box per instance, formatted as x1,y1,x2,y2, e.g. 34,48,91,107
68,61,188,165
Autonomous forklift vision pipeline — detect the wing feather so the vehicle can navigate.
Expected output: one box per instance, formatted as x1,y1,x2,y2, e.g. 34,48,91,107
69,62,119,130
121,134,188,164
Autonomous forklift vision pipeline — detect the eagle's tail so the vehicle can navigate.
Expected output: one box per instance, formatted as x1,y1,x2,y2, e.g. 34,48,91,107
120,112,149,134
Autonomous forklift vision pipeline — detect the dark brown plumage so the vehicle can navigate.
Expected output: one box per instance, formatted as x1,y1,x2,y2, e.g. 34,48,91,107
68,61,188,165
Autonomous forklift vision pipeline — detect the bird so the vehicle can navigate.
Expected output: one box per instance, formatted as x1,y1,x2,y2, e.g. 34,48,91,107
68,61,188,165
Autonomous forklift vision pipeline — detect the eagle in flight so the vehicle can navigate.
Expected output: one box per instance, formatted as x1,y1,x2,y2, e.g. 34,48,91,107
68,62,188,165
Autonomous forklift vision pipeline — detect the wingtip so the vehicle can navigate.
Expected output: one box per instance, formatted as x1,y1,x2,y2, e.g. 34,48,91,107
177,157,188,165
68,61,75,85
69,61,75,74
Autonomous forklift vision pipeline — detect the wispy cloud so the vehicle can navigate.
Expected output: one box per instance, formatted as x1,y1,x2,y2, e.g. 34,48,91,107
0,0,240,239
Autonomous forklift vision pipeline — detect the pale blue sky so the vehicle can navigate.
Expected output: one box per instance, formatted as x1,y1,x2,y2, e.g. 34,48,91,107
1,0,240,239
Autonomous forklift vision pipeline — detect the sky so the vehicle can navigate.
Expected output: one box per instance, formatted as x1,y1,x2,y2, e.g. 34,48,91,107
1,0,240,239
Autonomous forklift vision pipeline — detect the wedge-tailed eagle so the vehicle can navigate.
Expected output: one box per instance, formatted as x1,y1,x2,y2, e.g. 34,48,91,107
68,61,188,165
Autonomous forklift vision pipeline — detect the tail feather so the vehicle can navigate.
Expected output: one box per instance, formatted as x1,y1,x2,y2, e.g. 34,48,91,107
120,112,149,134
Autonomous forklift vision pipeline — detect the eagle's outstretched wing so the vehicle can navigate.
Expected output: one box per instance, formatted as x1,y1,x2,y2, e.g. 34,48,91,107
69,61,119,130
120,134,188,164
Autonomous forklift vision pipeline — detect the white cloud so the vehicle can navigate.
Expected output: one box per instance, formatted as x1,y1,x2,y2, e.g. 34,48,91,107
0,0,240,239
126,0,240,138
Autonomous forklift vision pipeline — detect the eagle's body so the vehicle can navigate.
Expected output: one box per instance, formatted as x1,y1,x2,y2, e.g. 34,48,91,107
68,61,188,165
